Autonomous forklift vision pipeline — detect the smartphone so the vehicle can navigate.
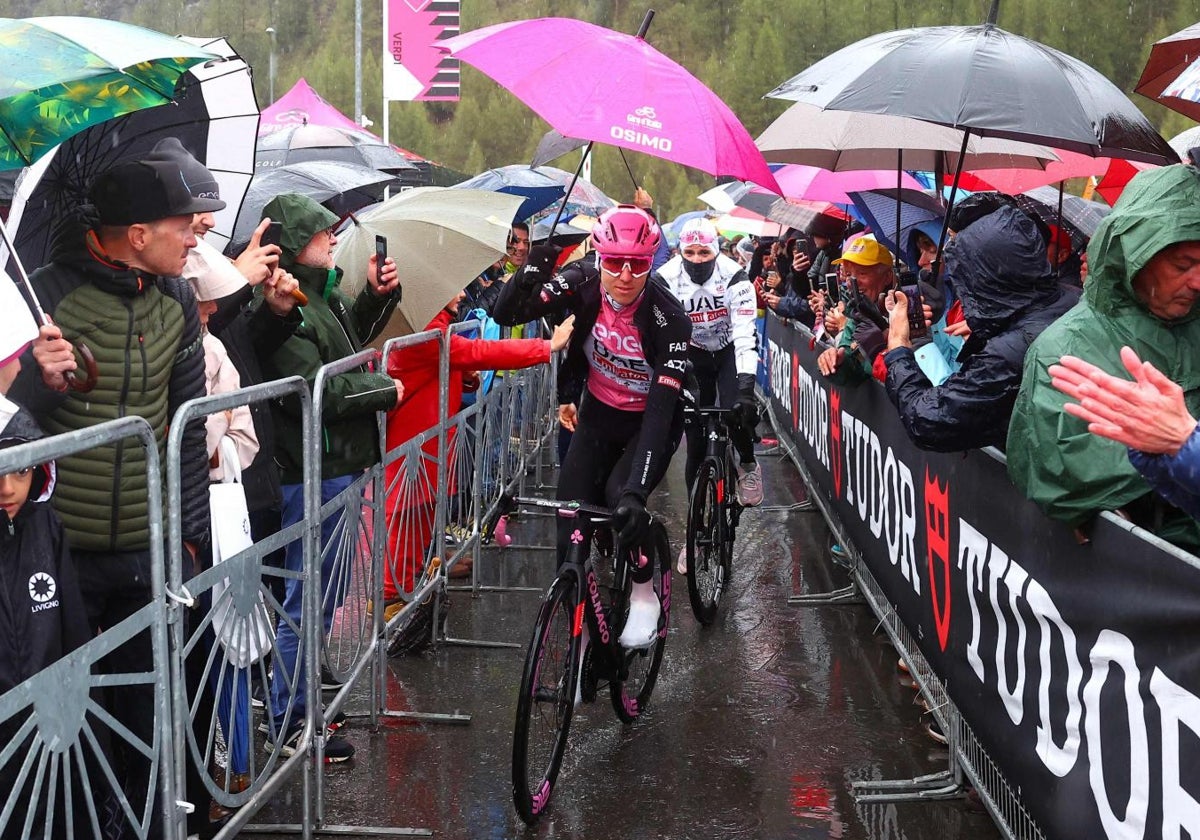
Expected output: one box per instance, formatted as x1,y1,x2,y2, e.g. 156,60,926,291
904,284,929,339
261,221,283,250
375,234,388,281
823,272,839,305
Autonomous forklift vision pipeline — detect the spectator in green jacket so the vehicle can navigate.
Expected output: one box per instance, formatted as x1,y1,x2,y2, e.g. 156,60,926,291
258,193,403,762
1008,164,1200,551
8,140,221,838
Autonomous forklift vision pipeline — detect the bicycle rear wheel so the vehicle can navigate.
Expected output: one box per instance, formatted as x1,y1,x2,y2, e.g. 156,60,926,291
512,573,579,824
686,460,728,626
610,521,671,723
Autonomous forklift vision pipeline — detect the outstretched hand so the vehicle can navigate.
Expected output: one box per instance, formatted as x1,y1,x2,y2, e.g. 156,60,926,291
550,314,575,352
1049,346,1197,455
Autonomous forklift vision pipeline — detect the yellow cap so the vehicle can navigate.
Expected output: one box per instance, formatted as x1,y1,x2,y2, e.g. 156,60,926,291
832,236,893,268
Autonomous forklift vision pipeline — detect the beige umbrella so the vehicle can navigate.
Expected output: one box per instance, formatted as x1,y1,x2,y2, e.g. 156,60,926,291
757,102,1059,172
334,187,523,338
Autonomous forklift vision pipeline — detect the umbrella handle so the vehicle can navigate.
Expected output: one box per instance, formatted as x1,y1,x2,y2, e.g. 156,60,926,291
66,342,99,394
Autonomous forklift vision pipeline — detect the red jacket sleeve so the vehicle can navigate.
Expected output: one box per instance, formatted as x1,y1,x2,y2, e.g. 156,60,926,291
449,334,550,371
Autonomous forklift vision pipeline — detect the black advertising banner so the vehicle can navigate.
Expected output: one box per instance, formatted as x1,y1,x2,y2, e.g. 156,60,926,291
765,315,1200,840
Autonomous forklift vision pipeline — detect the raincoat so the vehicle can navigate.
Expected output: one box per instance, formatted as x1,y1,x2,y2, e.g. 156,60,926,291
884,205,1076,452
1007,164,1200,548
380,308,552,598
259,194,401,483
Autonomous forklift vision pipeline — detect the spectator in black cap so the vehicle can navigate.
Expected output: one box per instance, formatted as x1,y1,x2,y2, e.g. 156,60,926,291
8,137,222,839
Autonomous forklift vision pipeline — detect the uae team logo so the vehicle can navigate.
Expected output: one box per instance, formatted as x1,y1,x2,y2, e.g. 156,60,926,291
29,572,56,604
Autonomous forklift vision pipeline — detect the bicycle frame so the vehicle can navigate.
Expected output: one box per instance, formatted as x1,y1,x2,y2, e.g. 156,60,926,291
502,495,650,684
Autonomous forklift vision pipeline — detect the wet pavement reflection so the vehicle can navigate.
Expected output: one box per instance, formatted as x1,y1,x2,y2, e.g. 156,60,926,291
247,445,1000,839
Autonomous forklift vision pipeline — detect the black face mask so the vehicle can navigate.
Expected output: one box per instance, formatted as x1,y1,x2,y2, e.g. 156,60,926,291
683,257,716,283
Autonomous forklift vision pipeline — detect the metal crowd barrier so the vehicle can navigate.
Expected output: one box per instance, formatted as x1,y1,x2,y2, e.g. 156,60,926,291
0,416,175,840
759,314,1046,840
2,311,564,839
763,397,1043,840
165,376,316,839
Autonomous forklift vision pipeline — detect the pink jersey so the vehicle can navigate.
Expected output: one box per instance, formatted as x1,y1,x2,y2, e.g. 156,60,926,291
584,292,651,410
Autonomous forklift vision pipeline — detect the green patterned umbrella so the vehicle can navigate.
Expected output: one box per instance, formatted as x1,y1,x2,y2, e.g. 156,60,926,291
0,16,218,170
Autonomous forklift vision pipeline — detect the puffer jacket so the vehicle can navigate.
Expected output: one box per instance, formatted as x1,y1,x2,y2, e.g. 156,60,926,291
1007,164,1200,548
8,218,210,552
260,193,401,484
883,205,1076,452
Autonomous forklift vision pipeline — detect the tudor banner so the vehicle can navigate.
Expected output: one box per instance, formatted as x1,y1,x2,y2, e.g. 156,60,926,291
383,0,460,101
765,314,1200,840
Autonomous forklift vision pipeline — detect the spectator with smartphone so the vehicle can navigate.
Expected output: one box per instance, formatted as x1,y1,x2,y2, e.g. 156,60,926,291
882,202,1074,451
256,193,403,763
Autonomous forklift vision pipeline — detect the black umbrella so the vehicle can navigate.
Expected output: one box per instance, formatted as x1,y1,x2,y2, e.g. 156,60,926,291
230,160,402,250
9,37,258,268
766,13,1175,165
1015,185,1109,247
255,124,418,175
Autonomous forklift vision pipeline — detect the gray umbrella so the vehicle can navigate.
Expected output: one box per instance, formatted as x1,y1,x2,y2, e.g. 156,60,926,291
256,124,418,174
230,160,401,251
766,17,1175,165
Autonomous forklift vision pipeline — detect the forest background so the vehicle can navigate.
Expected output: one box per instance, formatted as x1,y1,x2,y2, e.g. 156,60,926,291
4,0,1198,218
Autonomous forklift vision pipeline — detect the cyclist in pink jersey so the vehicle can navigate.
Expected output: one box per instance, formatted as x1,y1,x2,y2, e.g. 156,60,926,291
493,204,692,647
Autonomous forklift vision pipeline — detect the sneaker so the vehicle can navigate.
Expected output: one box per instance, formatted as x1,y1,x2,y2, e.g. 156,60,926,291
367,597,405,624
736,462,764,507
618,581,660,649
320,667,344,691
829,542,851,569
444,523,471,546
924,718,948,745
676,546,688,576
250,680,267,709
275,721,356,763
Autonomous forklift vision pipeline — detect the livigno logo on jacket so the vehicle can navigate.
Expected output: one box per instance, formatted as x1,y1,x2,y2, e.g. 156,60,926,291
28,572,59,613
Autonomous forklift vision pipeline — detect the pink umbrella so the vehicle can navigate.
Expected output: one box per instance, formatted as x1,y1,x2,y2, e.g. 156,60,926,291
439,17,780,193
955,148,1114,194
773,164,922,204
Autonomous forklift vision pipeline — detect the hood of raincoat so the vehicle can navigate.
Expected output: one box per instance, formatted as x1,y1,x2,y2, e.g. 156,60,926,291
944,205,1061,342
1006,164,1200,543
0,398,55,504
1085,164,1200,325
261,193,340,267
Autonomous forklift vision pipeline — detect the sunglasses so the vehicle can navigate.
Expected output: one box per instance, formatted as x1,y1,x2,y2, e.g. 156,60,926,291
678,231,717,249
599,255,652,278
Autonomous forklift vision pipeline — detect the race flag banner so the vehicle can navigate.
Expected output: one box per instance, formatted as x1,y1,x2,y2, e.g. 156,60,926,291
764,314,1200,840
382,0,461,101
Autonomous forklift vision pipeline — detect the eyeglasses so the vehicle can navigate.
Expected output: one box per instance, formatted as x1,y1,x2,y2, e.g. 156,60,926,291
599,255,652,278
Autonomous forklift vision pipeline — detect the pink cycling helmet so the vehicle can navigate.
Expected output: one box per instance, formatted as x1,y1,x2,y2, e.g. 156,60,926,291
591,204,661,257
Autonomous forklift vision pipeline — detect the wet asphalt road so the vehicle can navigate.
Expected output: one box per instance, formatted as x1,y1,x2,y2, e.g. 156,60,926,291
247,444,1000,840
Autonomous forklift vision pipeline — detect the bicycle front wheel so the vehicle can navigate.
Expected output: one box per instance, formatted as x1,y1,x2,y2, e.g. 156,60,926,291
512,572,579,824
686,459,728,626
611,521,671,723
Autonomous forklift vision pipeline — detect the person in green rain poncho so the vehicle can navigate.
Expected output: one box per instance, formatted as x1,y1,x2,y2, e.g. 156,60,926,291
1007,164,1200,551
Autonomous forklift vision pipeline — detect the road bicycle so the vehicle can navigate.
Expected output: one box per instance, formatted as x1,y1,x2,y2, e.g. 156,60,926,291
498,493,672,825
682,404,742,625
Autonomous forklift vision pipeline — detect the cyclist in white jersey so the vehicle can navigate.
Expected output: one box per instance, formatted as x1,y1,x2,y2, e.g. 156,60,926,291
657,219,762,571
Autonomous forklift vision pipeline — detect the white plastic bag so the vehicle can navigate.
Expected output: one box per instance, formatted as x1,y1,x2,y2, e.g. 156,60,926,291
209,437,274,668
